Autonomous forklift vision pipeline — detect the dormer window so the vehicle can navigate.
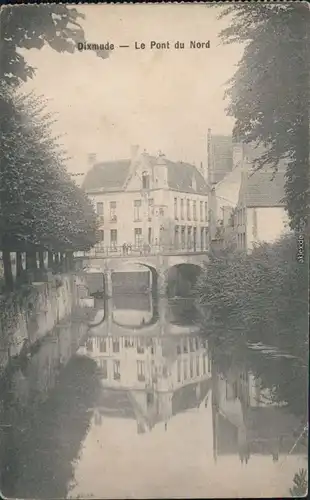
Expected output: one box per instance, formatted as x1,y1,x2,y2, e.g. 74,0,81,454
142,171,150,190
191,175,197,191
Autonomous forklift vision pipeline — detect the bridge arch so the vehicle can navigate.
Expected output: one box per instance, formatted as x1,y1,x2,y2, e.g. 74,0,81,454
167,262,203,298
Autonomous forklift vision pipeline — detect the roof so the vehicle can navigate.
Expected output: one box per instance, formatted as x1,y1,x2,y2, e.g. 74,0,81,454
82,160,131,191
242,170,286,208
164,159,209,194
82,154,209,194
209,135,233,185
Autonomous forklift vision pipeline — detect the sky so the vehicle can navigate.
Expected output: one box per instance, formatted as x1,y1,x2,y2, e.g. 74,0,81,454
20,4,244,175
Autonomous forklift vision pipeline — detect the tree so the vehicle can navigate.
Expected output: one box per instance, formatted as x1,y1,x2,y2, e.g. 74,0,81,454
215,4,310,232
0,4,108,85
0,84,98,289
195,235,308,417
0,4,103,289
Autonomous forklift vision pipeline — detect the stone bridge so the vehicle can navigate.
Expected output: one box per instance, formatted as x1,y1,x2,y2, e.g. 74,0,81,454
88,298,201,338
74,246,209,295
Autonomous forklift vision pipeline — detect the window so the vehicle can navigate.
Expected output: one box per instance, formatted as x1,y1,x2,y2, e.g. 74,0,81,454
174,226,179,248
190,339,195,352
86,338,93,352
134,199,142,221
200,201,203,221
134,228,143,247
110,201,117,222
113,339,120,353
183,359,188,380
113,360,121,380
98,230,104,244
200,227,204,250
177,343,181,355
193,227,197,251
174,198,178,219
193,201,197,221
205,202,208,222
180,199,184,220
182,339,188,354
177,360,181,383
96,202,104,215
208,355,211,373
196,356,200,376
137,360,145,382
190,357,194,378
148,227,152,244
148,198,153,220
99,359,108,379
181,226,186,249
203,356,206,375
187,199,191,220
137,339,144,354
142,171,150,190
99,338,106,353
110,229,117,249
187,226,192,249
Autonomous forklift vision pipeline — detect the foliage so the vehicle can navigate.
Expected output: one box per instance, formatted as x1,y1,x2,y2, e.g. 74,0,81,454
195,235,308,415
215,4,310,231
290,468,308,498
0,83,98,253
196,234,308,355
0,4,108,86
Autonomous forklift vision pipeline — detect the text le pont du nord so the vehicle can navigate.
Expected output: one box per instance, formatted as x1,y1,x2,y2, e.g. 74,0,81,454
77,40,211,52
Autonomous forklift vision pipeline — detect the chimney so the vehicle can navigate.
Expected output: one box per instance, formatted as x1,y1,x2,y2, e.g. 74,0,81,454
88,153,97,166
130,144,139,161
232,142,244,170
156,150,166,165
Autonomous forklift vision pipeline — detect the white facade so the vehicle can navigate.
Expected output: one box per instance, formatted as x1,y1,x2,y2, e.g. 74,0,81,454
245,207,290,251
83,150,209,252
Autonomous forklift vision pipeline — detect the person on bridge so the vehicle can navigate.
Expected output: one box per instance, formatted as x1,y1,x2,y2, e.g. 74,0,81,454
122,242,128,255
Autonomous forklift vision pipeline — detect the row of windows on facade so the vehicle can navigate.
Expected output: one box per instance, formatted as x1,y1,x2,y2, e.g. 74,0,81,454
237,232,246,249
174,225,208,250
96,199,156,223
97,358,150,382
96,227,152,247
174,198,208,223
235,207,246,226
87,336,208,355
97,356,209,383
96,225,208,249
177,355,210,382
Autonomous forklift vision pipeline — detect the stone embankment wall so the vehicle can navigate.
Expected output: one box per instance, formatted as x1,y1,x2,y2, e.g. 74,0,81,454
0,272,91,374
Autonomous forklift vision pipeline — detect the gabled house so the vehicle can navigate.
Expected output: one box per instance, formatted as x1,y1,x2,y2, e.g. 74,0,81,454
82,147,209,252
209,140,290,252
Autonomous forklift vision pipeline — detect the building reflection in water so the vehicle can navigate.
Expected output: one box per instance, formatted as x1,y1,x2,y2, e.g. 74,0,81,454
211,359,306,465
80,294,211,433
69,293,307,499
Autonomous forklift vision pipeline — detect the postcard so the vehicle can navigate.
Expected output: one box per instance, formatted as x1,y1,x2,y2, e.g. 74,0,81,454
0,2,308,499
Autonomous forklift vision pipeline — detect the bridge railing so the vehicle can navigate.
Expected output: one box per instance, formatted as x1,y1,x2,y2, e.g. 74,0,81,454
74,244,208,259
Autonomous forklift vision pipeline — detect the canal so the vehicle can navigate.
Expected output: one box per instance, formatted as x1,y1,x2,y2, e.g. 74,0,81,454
0,288,308,498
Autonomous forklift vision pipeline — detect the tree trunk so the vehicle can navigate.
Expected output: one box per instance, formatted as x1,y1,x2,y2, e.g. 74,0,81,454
16,251,23,279
26,251,37,271
39,251,45,270
48,251,54,268
66,251,74,272
2,250,14,291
